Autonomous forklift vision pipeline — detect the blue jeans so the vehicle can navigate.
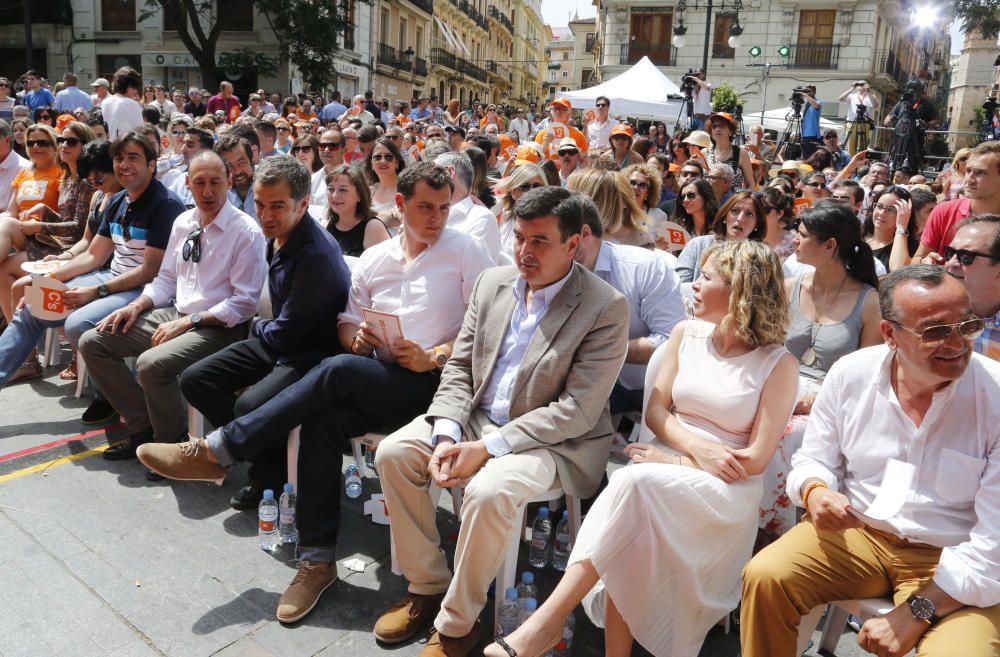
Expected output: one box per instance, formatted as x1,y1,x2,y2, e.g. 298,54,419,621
0,270,139,388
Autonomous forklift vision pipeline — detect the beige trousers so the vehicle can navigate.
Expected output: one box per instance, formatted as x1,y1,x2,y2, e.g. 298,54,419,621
375,409,560,637
741,517,1000,657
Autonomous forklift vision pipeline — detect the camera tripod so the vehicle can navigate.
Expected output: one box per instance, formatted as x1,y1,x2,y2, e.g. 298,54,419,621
673,87,697,134
768,105,803,170
733,105,748,148
845,105,875,155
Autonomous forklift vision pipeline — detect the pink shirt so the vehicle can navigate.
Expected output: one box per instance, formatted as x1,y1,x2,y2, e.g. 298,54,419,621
920,197,972,255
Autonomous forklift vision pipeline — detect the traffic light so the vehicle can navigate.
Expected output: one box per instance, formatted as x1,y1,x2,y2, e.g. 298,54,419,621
748,45,762,58
777,44,791,57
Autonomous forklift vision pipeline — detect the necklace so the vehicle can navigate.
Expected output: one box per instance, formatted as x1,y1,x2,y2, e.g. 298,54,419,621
801,272,849,367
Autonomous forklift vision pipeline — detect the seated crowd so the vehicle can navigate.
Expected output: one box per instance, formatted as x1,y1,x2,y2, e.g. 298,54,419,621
1,65,999,657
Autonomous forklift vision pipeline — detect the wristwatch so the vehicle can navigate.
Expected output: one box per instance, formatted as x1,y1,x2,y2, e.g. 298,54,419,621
96,284,110,298
895,226,908,236
906,594,939,625
433,346,448,369
190,312,203,327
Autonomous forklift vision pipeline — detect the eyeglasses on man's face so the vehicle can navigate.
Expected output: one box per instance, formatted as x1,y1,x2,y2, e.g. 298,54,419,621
890,318,985,346
943,246,997,266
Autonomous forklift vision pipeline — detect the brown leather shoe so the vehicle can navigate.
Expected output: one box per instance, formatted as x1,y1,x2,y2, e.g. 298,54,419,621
373,592,445,644
136,439,226,484
276,560,338,623
418,622,481,657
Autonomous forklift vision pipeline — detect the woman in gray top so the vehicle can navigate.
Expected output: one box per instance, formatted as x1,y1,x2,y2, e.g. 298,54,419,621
675,191,767,283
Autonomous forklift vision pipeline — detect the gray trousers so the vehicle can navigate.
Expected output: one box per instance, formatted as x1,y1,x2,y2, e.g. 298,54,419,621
78,307,248,442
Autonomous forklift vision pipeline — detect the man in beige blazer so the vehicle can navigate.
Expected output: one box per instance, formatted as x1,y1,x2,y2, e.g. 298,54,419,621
372,187,629,657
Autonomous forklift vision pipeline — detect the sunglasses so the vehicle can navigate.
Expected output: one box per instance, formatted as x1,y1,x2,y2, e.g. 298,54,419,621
318,142,342,150
277,126,291,132
26,139,53,148
559,151,578,157
515,183,544,193
36,115,52,121
682,192,699,200
943,246,997,266
595,103,609,108
388,135,402,140
0,83,9,88
831,194,854,202
56,137,82,146
290,145,314,154
371,154,394,162
182,227,203,263
890,318,985,346
629,179,649,190
804,181,826,188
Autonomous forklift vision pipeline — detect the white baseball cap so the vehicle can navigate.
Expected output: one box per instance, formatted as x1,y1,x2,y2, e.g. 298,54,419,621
90,78,110,88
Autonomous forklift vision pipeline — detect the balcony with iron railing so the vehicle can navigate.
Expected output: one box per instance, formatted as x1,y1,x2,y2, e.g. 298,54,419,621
405,0,433,15
415,57,428,77
621,42,674,67
378,43,427,77
431,48,488,82
488,5,514,33
786,43,840,70
874,49,911,86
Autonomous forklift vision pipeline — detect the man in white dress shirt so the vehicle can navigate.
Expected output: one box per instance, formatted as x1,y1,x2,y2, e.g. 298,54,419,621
79,151,266,465
309,128,345,206
741,265,1000,657
584,95,614,151
435,151,500,260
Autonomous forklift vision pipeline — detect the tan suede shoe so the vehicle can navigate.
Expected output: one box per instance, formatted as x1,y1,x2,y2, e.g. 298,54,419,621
136,439,226,484
276,560,338,623
373,592,445,644
418,622,481,657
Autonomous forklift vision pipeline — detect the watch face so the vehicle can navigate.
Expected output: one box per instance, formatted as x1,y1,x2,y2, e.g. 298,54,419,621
97,284,109,298
910,596,934,620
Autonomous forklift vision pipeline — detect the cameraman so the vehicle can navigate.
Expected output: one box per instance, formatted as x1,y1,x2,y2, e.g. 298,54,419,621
837,81,878,155
799,85,823,158
884,80,938,169
689,69,713,130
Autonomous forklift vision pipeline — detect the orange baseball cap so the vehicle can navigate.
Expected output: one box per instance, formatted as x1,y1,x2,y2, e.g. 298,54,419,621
706,112,737,132
550,97,572,110
610,124,634,139
514,143,543,165
55,113,75,131
667,163,681,173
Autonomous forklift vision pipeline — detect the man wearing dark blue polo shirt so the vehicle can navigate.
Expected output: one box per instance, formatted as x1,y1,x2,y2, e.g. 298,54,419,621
178,156,351,508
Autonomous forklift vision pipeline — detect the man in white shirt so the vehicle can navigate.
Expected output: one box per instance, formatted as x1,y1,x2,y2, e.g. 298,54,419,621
79,151,266,467
133,161,492,623
584,95,614,151
308,128,345,206
148,84,177,120
556,137,581,186
100,66,144,139
838,81,878,155
574,199,685,413
0,119,29,208
54,73,92,113
435,151,500,260
508,108,531,143
690,69,713,130
89,77,110,107
742,265,1000,657
162,127,214,208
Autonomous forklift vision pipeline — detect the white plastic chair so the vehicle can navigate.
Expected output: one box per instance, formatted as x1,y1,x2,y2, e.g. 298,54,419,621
797,598,895,655
42,327,61,367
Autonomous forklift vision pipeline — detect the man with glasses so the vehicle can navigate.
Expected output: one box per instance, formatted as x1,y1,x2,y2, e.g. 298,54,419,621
89,77,110,108
435,151,500,260
742,264,1000,657
831,179,865,220
309,128,345,205
534,98,588,164
823,130,850,170
556,138,581,185
183,87,206,118
158,115,192,181
801,171,832,204
79,151,266,472
707,163,735,203
945,214,1000,361
584,95,613,151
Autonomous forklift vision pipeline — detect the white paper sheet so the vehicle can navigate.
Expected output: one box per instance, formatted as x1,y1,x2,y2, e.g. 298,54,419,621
849,458,916,523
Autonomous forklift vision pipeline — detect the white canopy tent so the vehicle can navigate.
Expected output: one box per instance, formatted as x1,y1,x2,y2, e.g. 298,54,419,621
752,107,846,141
561,56,686,120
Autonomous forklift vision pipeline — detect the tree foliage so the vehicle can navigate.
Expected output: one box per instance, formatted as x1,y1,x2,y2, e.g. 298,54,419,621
712,83,744,113
953,0,1000,40
142,0,367,92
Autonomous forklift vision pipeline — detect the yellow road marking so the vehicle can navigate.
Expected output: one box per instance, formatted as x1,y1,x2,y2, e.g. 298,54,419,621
0,445,111,484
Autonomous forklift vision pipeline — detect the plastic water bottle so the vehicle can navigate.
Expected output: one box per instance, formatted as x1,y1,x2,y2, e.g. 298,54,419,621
552,510,571,571
528,507,552,568
279,482,298,545
497,587,520,637
365,445,376,472
518,597,537,627
517,571,538,607
345,464,363,499
258,489,280,552
550,614,575,657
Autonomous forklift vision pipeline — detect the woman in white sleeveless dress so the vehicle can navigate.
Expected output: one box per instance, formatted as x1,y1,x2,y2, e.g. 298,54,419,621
485,240,799,657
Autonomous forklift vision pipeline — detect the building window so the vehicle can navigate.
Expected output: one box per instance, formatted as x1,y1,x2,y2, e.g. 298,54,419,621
712,14,735,59
399,18,408,53
585,33,596,53
163,0,182,31
341,0,356,51
380,9,389,44
562,71,568,78
415,26,423,58
628,12,672,66
797,10,836,68
562,52,568,60
98,54,141,80
102,0,136,31
217,0,253,31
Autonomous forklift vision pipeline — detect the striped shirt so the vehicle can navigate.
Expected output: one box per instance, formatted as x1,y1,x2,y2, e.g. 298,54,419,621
974,314,1000,362
98,179,185,275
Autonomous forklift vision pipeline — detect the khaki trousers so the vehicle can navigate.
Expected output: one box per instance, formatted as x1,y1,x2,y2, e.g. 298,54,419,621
78,308,248,442
741,518,1000,657
375,410,560,637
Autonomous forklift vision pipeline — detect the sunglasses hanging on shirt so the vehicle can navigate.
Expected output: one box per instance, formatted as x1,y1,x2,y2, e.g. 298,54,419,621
183,227,203,263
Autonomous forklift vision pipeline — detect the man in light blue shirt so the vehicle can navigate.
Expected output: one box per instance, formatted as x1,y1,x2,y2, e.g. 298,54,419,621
22,70,54,112
574,199,686,413
319,90,347,125
800,85,823,158
54,73,92,112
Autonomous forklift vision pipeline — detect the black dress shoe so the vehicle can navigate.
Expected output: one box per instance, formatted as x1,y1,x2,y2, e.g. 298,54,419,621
103,429,153,461
230,484,267,510
82,399,117,425
145,468,166,482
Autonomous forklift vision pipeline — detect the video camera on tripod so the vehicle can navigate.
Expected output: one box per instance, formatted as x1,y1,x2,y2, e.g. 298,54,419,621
680,70,699,99
790,86,811,116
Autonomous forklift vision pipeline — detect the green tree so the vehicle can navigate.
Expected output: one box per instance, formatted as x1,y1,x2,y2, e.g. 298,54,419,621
953,0,1000,39
142,0,366,92
711,83,744,113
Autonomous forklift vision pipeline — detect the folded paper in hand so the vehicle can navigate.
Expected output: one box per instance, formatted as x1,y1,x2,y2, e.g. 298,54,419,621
361,308,404,360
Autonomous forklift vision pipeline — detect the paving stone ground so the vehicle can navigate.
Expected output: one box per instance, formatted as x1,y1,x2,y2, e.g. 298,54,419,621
0,354,877,657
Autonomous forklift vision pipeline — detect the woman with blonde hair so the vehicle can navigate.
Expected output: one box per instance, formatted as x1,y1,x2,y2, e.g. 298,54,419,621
623,163,669,227
568,167,654,249
274,118,293,154
939,147,970,200
487,239,797,657
493,163,548,260
324,164,390,256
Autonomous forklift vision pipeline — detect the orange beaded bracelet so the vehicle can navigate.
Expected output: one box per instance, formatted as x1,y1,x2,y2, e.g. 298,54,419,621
802,481,828,513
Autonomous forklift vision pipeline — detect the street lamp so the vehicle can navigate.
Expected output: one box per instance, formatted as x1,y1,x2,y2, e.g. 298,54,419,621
727,19,743,49
672,21,688,50
672,0,744,73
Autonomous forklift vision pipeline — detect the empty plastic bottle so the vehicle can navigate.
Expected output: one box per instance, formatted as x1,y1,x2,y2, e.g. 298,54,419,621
518,597,537,627
497,587,520,637
345,464,363,499
552,510,571,571
365,445,376,472
517,571,538,608
258,489,280,552
528,506,552,568
279,482,298,545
